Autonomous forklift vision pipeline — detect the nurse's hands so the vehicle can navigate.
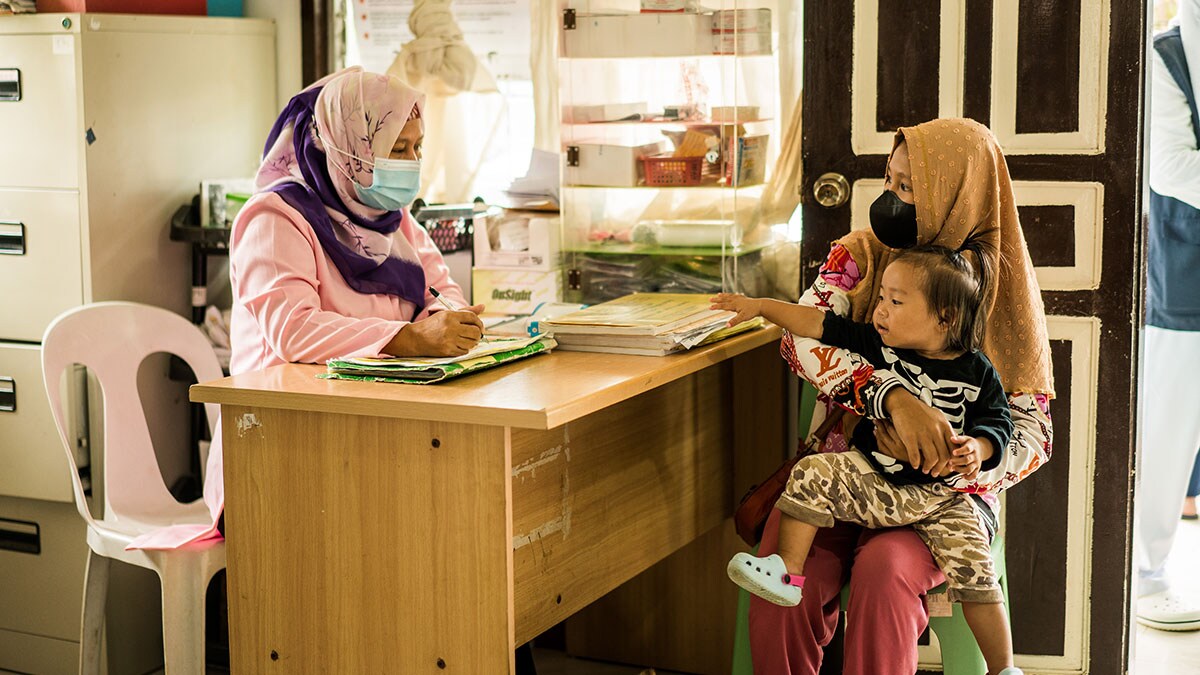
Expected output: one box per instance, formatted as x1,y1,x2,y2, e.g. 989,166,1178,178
386,304,485,357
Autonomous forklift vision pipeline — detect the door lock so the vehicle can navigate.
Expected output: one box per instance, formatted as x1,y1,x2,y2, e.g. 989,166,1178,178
813,173,850,208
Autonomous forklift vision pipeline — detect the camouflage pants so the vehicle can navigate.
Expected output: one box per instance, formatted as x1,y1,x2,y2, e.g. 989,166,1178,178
776,451,1002,604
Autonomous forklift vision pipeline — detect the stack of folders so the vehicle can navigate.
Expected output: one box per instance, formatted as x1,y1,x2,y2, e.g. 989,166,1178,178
540,293,765,356
321,335,556,384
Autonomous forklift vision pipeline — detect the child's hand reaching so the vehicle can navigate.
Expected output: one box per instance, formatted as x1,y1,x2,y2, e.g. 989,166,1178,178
710,293,762,327
949,435,993,482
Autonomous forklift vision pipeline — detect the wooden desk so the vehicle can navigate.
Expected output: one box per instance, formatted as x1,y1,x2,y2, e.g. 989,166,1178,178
191,328,790,674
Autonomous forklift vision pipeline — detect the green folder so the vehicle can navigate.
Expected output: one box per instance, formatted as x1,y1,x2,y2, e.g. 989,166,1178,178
319,336,556,385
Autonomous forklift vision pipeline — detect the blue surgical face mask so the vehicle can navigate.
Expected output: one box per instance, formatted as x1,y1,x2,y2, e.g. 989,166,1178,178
318,126,422,211
354,157,421,211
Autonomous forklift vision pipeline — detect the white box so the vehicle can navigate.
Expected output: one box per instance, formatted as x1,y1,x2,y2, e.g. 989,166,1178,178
473,267,564,314
563,102,647,123
712,30,772,55
711,105,761,123
712,8,771,32
564,141,668,187
640,0,699,12
473,210,561,271
564,13,714,58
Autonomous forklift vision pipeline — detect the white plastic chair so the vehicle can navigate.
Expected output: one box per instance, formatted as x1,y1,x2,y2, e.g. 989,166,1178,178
42,302,225,675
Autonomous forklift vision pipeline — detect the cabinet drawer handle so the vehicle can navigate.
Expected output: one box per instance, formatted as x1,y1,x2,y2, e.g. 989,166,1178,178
0,518,39,555
0,69,19,102
0,222,24,255
0,377,13,412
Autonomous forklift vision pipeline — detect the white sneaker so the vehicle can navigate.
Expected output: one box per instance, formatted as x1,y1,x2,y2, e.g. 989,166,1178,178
1136,590,1200,631
726,552,803,607
996,668,1024,675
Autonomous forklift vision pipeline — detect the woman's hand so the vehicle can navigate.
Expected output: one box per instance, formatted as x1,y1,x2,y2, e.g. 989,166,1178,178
883,387,956,476
710,293,762,326
385,304,485,357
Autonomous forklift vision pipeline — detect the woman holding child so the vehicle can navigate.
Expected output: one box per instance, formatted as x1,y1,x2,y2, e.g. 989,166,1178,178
725,118,1054,675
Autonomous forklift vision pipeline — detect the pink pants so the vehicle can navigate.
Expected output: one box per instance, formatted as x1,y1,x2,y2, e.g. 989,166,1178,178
748,508,946,675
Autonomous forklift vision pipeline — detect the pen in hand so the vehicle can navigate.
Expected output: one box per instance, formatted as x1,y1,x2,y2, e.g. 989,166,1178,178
428,285,462,312
428,285,487,343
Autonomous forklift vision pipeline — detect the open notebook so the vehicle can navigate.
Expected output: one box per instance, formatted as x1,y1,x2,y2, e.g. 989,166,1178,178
320,335,556,384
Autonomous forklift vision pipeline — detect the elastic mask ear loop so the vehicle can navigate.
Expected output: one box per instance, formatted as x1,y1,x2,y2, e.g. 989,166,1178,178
314,122,372,184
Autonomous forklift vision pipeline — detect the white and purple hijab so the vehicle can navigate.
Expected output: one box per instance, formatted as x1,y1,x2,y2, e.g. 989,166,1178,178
255,66,428,313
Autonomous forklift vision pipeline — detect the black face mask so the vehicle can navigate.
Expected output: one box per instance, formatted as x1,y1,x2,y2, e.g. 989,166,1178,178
869,190,918,249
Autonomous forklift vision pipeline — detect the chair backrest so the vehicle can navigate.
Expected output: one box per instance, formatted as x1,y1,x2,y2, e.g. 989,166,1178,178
42,302,223,530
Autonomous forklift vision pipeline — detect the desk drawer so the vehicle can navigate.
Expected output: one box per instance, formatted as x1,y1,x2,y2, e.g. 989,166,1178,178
0,188,84,342
0,343,78,503
0,34,80,189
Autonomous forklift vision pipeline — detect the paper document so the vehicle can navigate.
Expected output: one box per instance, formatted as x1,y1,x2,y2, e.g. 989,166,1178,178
542,293,734,336
322,336,555,384
335,336,542,367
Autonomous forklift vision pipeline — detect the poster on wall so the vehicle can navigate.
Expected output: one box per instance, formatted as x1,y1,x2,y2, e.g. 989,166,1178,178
349,0,532,80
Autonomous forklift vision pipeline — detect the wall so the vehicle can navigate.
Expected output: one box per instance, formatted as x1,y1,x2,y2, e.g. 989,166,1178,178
245,0,302,110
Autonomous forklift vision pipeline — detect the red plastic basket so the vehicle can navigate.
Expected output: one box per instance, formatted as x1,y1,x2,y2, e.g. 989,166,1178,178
642,154,704,186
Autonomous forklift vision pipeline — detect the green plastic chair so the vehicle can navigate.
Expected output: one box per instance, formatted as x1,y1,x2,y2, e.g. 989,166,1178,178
731,536,1009,675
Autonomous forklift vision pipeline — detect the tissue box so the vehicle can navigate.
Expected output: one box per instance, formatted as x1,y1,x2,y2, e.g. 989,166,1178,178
473,267,563,314
473,210,561,271
564,141,668,187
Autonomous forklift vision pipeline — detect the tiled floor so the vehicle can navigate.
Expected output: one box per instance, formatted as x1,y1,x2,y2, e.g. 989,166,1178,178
1133,517,1200,674
130,523,1200,675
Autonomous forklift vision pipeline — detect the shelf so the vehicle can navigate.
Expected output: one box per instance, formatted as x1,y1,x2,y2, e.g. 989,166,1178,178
562,118,773,127
564,240,770,257
561,52,774,61
562,181,766,190
169,204,230,252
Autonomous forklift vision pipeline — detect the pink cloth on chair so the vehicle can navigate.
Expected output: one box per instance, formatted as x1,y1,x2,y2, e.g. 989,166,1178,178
126,193,467,550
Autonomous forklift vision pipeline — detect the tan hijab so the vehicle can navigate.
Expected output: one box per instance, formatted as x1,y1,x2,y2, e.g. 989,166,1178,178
838,118,1054,397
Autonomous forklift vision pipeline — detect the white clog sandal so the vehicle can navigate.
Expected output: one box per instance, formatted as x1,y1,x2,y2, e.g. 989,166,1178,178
1137,590,1200,631
726,552,803,607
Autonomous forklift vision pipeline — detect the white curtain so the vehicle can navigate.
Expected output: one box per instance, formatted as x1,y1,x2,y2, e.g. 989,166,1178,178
390,0,508,202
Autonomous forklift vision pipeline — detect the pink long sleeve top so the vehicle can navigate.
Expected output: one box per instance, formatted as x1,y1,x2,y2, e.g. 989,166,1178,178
229,192,468,373
127,193,467,550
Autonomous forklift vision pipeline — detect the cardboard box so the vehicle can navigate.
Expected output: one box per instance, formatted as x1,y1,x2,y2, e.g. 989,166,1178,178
564,13,714,58
472,267,563,314
712,8,771,31
564,141,668,187
473,210,561,271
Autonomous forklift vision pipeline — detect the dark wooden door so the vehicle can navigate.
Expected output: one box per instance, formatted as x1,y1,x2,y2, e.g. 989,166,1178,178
801,2,1144,673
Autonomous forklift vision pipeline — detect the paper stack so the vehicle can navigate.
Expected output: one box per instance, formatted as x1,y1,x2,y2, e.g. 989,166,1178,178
540,293,765,356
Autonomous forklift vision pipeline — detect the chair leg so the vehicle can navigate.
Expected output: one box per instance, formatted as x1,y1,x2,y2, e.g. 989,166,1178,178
929,604,988,675
80,550,110,675
158,554,209,675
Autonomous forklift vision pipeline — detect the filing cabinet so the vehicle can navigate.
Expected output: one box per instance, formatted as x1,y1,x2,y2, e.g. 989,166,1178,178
0,13,276,673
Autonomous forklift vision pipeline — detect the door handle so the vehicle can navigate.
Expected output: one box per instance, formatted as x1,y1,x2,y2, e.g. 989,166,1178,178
813,173,850,208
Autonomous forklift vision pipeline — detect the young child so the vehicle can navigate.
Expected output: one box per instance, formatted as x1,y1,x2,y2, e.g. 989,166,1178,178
712,243,1024,675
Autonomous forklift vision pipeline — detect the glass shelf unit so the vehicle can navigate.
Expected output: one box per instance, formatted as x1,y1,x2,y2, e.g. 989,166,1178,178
557,0,794,302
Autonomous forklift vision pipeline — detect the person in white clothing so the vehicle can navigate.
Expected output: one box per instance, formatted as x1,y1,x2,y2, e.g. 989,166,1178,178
1136,0,1200,632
